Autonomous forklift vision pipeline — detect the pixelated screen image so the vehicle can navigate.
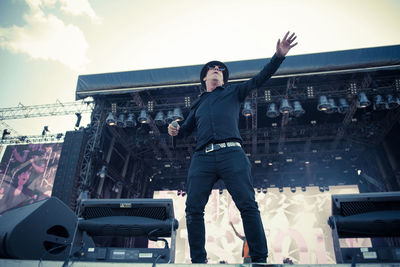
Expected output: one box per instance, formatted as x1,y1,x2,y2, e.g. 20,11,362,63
152,185,364,264
0,143,63,214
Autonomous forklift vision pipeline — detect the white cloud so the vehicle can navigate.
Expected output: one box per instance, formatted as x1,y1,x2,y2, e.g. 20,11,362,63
0,0,101,71
59,0,101,23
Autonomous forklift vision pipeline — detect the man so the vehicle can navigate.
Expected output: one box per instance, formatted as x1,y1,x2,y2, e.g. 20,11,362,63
168,32,297,263
229,221,251,263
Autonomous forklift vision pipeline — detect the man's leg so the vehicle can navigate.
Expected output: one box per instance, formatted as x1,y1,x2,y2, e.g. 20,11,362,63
217,147,268,263
185,152,218,263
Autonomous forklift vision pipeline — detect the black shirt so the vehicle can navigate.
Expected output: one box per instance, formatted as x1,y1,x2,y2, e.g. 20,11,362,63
178,53,285,151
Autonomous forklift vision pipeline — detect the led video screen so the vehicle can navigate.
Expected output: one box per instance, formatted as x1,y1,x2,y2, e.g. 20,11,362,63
152,185,365,264
0,143,63,214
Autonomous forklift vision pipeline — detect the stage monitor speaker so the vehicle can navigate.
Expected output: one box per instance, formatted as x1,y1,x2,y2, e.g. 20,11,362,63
328,191,400,263
0,197,77,260
74,198,178,263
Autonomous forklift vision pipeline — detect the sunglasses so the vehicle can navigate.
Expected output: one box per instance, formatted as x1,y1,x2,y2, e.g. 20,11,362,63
207,65,225,71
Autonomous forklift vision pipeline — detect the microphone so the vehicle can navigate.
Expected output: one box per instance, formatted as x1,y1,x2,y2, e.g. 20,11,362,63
171,121,178,149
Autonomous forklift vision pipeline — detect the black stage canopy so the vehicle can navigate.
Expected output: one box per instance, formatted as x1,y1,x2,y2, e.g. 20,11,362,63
76,45,400,100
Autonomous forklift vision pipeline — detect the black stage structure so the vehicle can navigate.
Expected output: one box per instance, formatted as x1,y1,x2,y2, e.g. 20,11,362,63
53,44,400,222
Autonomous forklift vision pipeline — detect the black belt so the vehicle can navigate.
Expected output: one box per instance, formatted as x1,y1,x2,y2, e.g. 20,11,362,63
205,142,241,153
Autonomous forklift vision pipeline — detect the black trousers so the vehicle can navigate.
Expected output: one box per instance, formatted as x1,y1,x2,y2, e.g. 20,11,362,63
185,146,268,263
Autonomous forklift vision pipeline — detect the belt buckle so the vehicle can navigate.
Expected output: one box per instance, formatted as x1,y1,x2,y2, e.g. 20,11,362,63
205,143,214,153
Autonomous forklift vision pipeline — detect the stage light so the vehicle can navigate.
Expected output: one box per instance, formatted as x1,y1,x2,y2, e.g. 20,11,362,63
338,98,350,114
75,113,82,128
317,95,330,111
319,186,324,192
307,86,314,98
324,186,330,191
116,113,126,128
292,101,305,117
42,126,49,136
357,92,370,108
257,188,262,193
97,166,107,179
279,98,293,114
184,96,191,107
106,112,116,126
242,101,253,117
125,113,136,127
279,187,284,193
373,95,387,110
2,129,10,140
266,103,279,118
387,94,400,109
264,90,271,102
56,133,63,139
138,109,148,124
172,107,184,121
262,188,267,194
219,189,223,195
154,111,166,126
325,98,338,114
166,110,174,124
290,186,296,193
301,186,306,192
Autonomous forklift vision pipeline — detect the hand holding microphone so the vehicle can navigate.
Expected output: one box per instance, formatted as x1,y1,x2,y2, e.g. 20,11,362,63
168,120,180,136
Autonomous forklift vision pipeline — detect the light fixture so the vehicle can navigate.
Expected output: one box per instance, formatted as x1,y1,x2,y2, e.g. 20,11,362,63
154,111,166,126
257,188,262,193
75,113,82,128
357,92,370,108
317,95,330,111
325,98,338,114
290,186,296,193
338,98,350,114
106,112,116,126
319,186,324,192
279,187,284,193
373,95,387,110
116,113,126,127
97,166,107,179
42,126,49,136
262,188,267,194
172,107,184,121
125,113,136,127
387,94,400,109
279,98,292,114
242,101,253,117
138,109,148,124
2,129,10,140
301,186,306,192
292,101,305,117
166,110,174,124
266,103,279,118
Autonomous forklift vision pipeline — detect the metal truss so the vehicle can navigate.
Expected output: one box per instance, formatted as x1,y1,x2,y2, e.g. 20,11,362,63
0,100,94,120
75,101,106,213
0,133,65,145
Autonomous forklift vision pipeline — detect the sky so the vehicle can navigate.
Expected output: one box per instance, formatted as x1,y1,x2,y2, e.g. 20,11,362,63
0,0,400,137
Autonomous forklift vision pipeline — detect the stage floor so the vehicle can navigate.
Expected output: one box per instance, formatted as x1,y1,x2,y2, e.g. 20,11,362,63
0,259,399,267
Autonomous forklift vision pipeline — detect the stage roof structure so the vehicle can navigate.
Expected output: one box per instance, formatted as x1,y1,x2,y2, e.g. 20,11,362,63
76,45,400,99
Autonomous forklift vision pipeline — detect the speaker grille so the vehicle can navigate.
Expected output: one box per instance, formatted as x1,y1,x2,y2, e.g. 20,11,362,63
83,206,167,220
341,201,400,216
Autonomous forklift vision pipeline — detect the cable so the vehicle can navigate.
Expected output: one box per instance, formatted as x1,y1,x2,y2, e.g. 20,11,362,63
152,254,163,267
38,244,69,267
